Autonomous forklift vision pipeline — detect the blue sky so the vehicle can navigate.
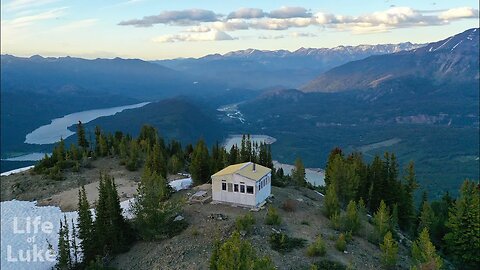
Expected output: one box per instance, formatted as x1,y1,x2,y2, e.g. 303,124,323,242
1,0,478,59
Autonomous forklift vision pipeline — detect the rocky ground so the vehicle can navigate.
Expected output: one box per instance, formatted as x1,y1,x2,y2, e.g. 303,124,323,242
1,157,141,210
111,186,412,270
1,158,413,269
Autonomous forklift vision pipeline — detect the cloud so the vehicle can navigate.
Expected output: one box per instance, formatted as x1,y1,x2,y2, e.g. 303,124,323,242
152,30,235,43
227,8,265,19
438,7,479,20
258,34,285,39
53,19,98,32
120,5,479,40
313,6,479,33
3,0,59,11
3,7,67,29
268,6,312,19
290,32,317,38
118,9,220,27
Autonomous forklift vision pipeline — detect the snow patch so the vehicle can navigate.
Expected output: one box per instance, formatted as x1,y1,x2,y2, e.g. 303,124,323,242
1,199,134,270
433,37,452,51
1,166,35,177
169,177,192,191
451,40,463,51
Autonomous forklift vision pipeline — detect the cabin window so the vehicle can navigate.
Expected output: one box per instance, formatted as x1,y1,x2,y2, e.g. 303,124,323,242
221,182,227,191
240,185,245,193
247,185,254,194
228,183,233,192
234,184,239,192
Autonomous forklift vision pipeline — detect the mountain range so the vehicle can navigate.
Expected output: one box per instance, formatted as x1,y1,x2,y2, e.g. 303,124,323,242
154,42,424,89
1,28,478,198
303,28,479,92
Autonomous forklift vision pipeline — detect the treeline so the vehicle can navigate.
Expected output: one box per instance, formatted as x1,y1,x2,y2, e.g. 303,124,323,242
323,148,479,270
34,124,276,185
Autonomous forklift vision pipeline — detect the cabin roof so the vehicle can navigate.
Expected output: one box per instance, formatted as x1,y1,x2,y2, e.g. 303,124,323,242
212,162,271,181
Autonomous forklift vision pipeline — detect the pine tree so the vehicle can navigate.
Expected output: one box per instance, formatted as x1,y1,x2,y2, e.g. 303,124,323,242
55,216,72,270
77,186,94,264
373,200,391,243
70,219,78,267
94,173,132,256
77,121,89,150
412,228,443,270
324,147,343,187
291,157,307,187
380,231,398,270
417,201,435,236
190,139,211,185
228,145,239,165
323,184,340,219
344,200,360,234
398,161,418,234
132,169,181,240
444,180,480,269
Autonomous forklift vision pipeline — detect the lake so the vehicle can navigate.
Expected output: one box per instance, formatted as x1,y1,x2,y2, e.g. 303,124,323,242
24,102,149,145
273,161,325,187
223,134,276,150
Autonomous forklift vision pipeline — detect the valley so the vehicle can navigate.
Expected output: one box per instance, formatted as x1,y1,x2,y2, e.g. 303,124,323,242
2,2,479,269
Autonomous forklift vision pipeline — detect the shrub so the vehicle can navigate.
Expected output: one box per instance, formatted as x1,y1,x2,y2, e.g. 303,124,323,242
306,235,326,257
281,199,297,212
301,220,310,226
210,231,275,270
313,260,346,270
330,212,341,230
335,233,347,252
235,213,255,234
344,231,353,243
265,206,281,226
269,232,306,253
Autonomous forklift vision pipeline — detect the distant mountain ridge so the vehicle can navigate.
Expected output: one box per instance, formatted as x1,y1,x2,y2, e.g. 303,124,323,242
153,42,424,89
203,42,422,60
0,54,222,100
302,28,479,93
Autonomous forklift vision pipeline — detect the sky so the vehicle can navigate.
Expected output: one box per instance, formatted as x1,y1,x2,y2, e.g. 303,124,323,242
1,0,479,60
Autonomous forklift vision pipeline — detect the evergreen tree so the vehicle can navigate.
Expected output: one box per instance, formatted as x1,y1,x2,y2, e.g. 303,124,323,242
324,147,343,187
190,139,211,185
368,155,385,212
77,121,89,150
94,173,132,256
126,140,140,171
55,216,71,270
417,201,435,236
412,228,443,270
77,186,95,264
94,126,102,156
373,200,391,243
323,184,340,219
291,157,307,187
132,169,182,240
444,180,480,269
228,145,239,165
398,161,418,234
380,231,398,270
344,200,361,234
70,219,79,267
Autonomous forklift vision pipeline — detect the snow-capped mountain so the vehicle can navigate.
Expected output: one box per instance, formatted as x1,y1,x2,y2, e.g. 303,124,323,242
302,28,479,93
153,42,424,89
